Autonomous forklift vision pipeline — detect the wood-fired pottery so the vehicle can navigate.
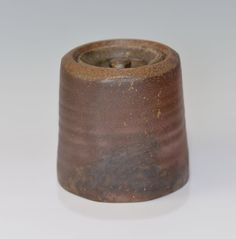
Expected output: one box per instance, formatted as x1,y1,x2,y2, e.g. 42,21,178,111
57,39,189,202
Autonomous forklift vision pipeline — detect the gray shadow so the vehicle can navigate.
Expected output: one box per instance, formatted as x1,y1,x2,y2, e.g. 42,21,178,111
57,183,190,220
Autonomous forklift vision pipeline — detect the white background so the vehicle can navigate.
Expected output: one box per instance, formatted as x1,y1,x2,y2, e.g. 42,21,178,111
0,0,235,238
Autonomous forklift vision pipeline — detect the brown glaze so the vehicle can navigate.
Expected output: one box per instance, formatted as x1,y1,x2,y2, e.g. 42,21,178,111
57,39,189,202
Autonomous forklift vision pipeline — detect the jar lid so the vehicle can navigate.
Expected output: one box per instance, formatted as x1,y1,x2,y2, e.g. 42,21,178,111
61,39,179,81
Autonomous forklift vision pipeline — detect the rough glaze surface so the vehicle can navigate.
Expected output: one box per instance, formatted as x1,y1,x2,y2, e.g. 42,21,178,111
57,39,189,202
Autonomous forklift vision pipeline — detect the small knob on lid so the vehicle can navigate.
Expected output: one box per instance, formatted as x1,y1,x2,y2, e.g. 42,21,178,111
109,57,131,69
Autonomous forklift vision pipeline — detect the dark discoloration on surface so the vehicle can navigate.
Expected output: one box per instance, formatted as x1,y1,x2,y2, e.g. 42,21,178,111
57,39,189,202
74,136,160,191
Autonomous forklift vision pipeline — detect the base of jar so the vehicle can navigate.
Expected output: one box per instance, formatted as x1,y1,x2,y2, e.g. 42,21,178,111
57,163,189,203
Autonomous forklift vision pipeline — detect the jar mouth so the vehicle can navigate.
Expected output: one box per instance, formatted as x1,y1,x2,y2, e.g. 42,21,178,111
63,39,179,80
78,45,165,69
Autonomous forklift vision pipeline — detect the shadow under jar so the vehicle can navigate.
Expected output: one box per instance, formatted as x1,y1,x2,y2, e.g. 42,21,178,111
57,39,189,202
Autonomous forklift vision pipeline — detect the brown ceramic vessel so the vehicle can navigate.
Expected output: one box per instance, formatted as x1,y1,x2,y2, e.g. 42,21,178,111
57,39,189,202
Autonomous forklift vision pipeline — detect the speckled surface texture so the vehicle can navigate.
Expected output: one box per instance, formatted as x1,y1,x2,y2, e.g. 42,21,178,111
57,39,189,202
